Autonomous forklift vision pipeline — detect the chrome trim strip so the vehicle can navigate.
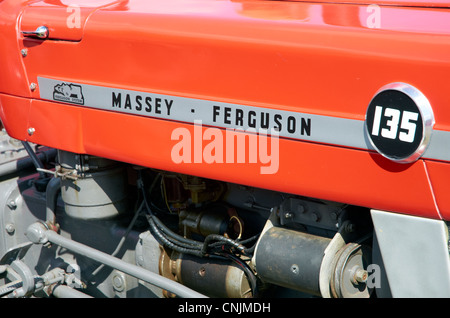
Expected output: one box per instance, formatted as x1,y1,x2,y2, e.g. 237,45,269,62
37,77,449,163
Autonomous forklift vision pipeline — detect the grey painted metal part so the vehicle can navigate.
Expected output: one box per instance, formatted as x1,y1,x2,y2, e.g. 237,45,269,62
26,222,207,298
371,209,450,297
51,284,93,298
60,166,129,220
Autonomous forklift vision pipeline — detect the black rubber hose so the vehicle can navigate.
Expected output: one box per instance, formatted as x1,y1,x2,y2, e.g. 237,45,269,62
138,170,255,258
201,234,246,256
146,214,204,257
141,188,203,250
21,141,46,178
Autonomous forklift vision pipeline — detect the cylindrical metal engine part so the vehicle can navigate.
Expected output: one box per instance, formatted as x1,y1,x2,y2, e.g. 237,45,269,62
167,251,252,298
59,151,129,220
329,242,372,298
179,206,231,238
61,167,129,219
254,226,331,296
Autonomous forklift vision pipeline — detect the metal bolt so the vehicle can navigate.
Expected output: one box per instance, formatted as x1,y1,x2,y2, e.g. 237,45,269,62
112,273,126,292
284,212,293,219
351,267,368,285
7,200,17,210
311,212,320,222
66,264,79,274
354,268,368,283
5,223,15,234
21,49,28,57
29,83,37,91
27,127,35,136
290,264,299,275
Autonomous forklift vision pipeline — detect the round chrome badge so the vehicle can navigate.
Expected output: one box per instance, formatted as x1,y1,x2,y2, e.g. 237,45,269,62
365,83,434,163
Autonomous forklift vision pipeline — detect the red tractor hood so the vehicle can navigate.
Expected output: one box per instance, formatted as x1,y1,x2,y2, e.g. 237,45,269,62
2,0,450,221
20,0,122,41
280,0,450,8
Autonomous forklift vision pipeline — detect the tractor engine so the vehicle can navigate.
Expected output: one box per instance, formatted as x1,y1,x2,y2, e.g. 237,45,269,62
0,130,374,298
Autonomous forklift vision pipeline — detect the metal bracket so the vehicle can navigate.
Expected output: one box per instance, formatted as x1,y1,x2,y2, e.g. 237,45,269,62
37,167,79,180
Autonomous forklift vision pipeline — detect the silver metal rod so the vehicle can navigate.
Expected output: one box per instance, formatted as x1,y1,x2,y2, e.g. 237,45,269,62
26,223,207,298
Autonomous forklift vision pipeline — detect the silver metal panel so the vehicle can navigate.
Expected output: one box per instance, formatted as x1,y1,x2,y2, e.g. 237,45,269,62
371,209,450,297
423,129,450,162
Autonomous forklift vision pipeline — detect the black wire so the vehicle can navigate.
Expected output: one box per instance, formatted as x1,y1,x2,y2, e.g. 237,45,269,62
137,170,263,297
138,170,258,259
213,252,259,298
237,234,260,254
146,213,204,257
140,182,203,249
237,234,260,245
201,234,247,256
139,172,206,257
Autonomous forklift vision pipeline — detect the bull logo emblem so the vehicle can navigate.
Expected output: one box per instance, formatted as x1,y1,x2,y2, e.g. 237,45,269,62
53,83,84,105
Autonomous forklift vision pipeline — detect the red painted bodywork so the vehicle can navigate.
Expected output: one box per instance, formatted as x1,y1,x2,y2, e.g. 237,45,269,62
1,0,450,220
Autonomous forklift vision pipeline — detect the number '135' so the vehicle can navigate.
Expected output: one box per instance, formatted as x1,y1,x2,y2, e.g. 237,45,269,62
371,106,419,143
